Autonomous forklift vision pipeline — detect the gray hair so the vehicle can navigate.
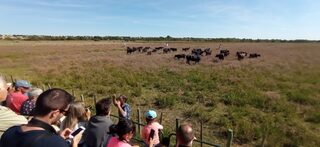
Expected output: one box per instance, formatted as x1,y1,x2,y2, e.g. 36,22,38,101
28,88,43,99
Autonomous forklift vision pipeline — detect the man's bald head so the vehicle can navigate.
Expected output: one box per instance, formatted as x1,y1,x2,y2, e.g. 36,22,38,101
176,123,195,146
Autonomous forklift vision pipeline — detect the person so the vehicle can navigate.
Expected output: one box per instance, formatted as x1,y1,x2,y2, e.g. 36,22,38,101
1,82,13,106
60,101,90,132
0,88,83,147
141,110,163,147
83,98,113,147
176,123,196,147
20,88,43,116
106,118,136,147
6,79,31,114
0,76,28,138
113,95,131,119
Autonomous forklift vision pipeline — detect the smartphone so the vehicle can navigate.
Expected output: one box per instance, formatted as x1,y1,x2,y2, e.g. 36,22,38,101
149,129,155,140
69,126,85,139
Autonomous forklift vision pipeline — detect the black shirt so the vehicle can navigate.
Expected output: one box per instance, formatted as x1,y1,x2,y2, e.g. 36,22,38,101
0,126,69,147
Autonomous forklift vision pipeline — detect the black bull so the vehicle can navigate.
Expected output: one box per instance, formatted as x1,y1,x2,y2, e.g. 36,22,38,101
186,54,201,64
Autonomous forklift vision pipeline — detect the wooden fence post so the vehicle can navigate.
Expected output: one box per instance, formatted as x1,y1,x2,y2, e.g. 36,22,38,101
176,119,179,145
81,94,85,103
42,85,46,91
93,95,97,106
137,108,141,136
72,89,75,97
200,121,203,147
160,112,163,124
227,129,233,147
10,75,14,83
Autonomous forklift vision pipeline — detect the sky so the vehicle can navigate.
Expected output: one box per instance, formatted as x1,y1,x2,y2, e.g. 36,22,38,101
0,0,319,40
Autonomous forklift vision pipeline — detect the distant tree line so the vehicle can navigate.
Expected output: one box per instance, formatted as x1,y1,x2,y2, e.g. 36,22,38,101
1,34,319,43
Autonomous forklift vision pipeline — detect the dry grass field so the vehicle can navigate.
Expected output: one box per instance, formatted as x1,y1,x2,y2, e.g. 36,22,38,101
1,40,319,146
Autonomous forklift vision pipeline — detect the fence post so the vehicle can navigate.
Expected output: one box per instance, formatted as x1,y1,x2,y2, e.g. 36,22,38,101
93,95,97,105
72,89,75,97
80,94,85,102
42,85,46,91
200,121,203,147
176,119,179,145
10,75,14,83
137,108,141,136
227,129,233,147
160,112,163,124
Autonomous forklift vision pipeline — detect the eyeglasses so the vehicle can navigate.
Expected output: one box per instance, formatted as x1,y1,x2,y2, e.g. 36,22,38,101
59,109,69,116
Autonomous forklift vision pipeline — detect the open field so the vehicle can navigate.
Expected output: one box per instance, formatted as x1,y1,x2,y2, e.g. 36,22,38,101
0,40,320,146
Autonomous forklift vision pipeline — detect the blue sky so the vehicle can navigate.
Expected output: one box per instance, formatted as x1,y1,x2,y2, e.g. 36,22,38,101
0,0,319,40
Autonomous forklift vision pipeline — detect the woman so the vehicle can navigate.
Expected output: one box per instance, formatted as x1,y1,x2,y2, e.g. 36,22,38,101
20,88,43,116
60,101,90,131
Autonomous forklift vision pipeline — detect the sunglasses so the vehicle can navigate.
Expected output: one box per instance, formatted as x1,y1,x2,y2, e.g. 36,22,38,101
59,109,69,116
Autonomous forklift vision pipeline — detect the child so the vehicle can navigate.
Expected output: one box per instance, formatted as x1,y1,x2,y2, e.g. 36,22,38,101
141,110,163,147
113,95,131,119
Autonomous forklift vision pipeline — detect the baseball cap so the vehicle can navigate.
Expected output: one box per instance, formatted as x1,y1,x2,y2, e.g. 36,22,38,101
15,80,32,88
145,110,157,119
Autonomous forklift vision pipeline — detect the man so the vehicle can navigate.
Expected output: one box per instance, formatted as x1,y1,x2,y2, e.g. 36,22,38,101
0,76,28,138
6,79,31,114
113,95,131,119
83,98,113,147
176,123,196,147
0,88,82,147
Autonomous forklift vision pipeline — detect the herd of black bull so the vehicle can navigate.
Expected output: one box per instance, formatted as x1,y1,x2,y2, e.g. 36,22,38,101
126,46,261,64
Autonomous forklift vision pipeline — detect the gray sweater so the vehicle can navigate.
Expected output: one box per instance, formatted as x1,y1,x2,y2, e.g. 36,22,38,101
83,115,113,147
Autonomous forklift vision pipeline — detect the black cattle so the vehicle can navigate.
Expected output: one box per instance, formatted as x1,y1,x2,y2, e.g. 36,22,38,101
147,51,152,55
170,48,178,52
163,48,170,54
204,48,212,56
152,49,157,52
174,54,186,60
155,47,164,50
236,51,248,60
215,53,225,60
192,48,204,56
136,46,143,52
249,53,261,58
182,47,190,51
186,54,201,64
127,47,137,54
220,49,230,56
142,48,148,53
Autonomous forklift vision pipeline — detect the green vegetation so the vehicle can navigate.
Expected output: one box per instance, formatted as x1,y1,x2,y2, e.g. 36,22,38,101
0,41,319,146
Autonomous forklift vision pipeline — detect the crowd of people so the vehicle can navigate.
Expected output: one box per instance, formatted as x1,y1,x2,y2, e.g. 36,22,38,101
0,76,196,147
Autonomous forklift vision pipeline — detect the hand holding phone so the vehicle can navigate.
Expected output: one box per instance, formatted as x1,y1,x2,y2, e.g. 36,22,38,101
69,126,85,139
149,129,155,140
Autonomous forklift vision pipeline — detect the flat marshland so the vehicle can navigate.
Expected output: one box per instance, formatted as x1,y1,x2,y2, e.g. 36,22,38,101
0,41,319,146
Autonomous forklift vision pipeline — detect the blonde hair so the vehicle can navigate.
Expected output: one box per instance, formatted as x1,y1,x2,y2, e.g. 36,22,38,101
61,101,86,130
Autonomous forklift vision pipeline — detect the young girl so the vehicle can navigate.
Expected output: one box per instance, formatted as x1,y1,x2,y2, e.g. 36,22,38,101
141,110,163,147
106,118,136,147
